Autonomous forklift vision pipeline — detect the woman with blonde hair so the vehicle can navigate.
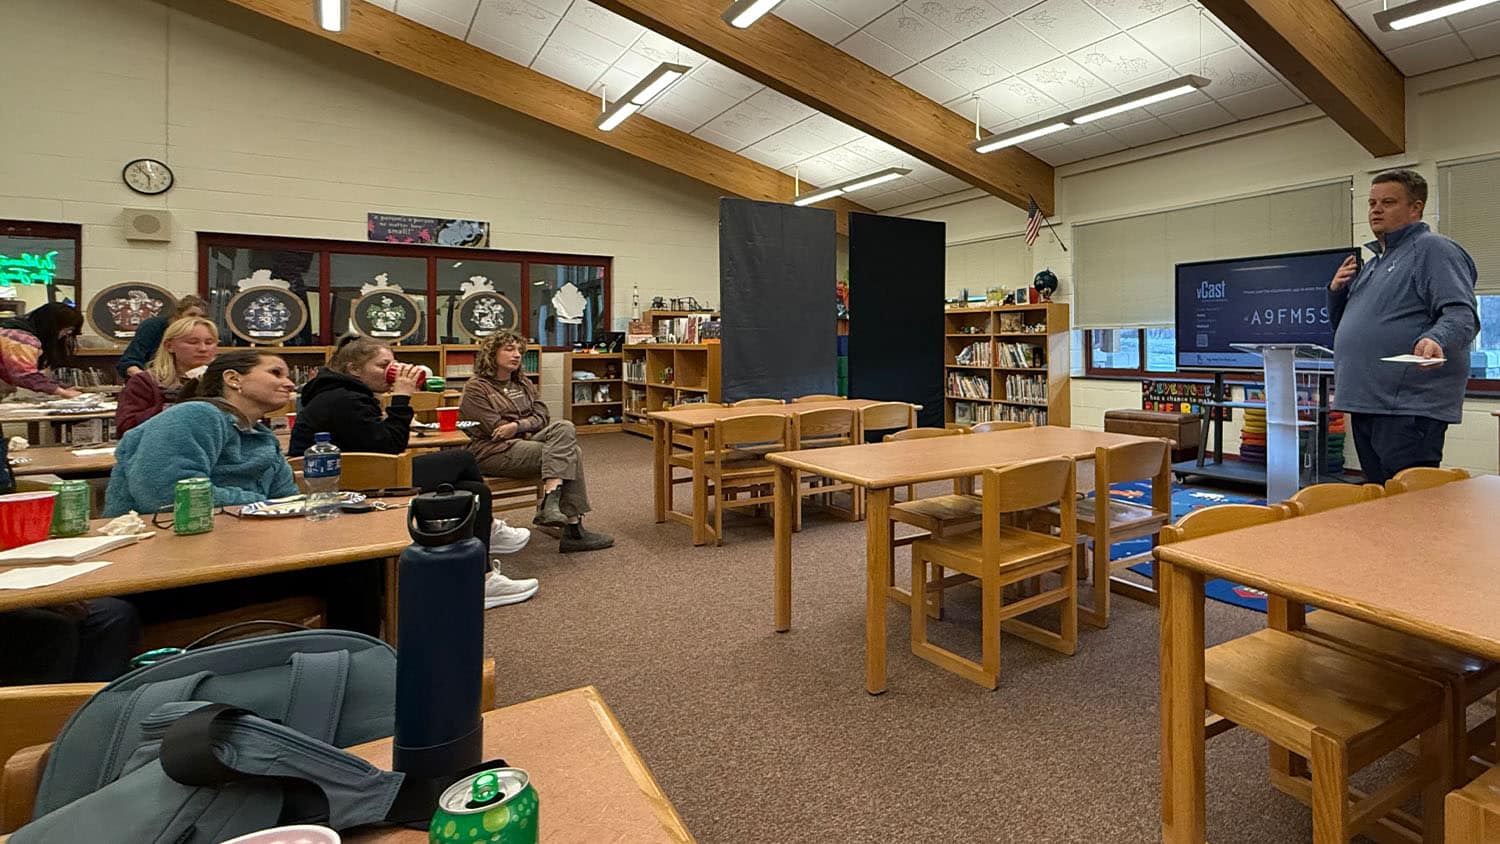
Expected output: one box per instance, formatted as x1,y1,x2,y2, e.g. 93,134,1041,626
114,316,219,436
116,293,208,379
461,330,612,553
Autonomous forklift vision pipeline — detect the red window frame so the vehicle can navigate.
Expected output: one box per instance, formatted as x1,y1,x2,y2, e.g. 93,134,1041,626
0,219,83,304
196,232,612,350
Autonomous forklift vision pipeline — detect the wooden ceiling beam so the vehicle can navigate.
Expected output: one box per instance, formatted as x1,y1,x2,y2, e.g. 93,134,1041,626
210,0,870,232
1199,0,1405,156
591,0,1054,215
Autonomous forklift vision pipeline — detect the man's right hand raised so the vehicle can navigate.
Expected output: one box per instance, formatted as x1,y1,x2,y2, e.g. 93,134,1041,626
1329,255,1359,291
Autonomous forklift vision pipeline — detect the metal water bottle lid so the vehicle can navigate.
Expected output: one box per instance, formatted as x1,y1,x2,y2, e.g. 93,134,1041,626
407,484,478,547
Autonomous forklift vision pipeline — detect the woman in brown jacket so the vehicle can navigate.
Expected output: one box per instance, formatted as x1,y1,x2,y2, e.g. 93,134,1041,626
460,330,613,553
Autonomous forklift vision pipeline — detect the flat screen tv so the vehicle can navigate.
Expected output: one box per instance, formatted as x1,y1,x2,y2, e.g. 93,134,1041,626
1174,247,1359,371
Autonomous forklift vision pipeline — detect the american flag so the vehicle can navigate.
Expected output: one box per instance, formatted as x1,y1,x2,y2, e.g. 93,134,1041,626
1024,197,1043,247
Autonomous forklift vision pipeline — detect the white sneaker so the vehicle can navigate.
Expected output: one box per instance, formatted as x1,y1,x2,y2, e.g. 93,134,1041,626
484,571,539,609
490,519,532,554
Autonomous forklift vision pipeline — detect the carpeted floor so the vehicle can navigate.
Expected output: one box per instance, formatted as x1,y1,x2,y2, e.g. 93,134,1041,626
481,433,1352,843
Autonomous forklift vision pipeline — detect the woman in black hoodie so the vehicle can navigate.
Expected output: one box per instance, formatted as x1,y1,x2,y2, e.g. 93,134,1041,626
289,337,537,607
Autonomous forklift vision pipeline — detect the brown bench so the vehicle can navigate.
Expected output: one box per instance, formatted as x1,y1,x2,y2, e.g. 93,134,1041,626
1103,409,1201,463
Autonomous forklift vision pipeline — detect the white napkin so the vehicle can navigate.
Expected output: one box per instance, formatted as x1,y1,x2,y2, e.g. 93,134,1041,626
8,436,28,452
99,511,147,536
0,561,111,590
70,447,117,457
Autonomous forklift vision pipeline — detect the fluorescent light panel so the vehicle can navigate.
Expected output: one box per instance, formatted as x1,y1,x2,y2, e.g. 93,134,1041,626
972,122,1069,154
595,63,691,132
1374,0,1499,30
723,0,785,28
971,75,1209,154
315,0,348,31
793,167,911,206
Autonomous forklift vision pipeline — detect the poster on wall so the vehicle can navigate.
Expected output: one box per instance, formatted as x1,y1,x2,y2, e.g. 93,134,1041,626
349,274,422,343
455,276,518,341
225,269,309,345
367,213,490,247
86,282,176,344
1141,379,1229,421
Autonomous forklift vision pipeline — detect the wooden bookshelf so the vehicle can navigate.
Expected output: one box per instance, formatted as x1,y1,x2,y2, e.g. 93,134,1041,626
563,352,624,435
942,303,1070,428
621,343,721,436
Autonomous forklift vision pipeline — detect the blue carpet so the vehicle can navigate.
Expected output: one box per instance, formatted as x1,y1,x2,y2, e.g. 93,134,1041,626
1102,481,1282,613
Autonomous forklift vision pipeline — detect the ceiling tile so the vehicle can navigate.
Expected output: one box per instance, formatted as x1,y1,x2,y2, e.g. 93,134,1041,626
923,172,970,192
1143,86,1212,115
740,139,810,169
695,99,792,148
467,29,546,65
1214,82,1304,119
1387,32,1476,74
864,3,961,61
563,2,646,47
1197,46,1276,97
976,76,1062,119
837,30,919,73
752,126,839,160
775,0,861,43
795,156,857,186
965,19,1065,74
367,0,395,9
642,100,710,133
531,43,611,90
819,144,885,172
547,19,630,65
640,76,741,125
1071,32,1170,87
1451,1,1500,28
1051,130,1128,160
1157,99,1234,133
909,0,1010,39
1017,56,1112,104
1104,116,1176,146
924,42,1009,91
410,0,479,22
1459,19,1500,59
632,30,707,67
1082,0,1191,29
1128,5,1235,67
797,113,869,147
513,0,569,13
690,60,763,101
602,49,662,79
742,88,819,124
811,0,902,28
693,126,747,152
398,2,471,38
841,136,911,166
1340,0,1449,50
1017,0,1119,53
897,62,973,103
470,0,558,42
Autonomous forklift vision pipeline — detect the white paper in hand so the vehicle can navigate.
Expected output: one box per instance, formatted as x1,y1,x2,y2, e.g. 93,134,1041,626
1381,354,1446,366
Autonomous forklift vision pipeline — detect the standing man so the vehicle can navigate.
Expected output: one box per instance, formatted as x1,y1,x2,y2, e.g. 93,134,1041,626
1329,169,1478,485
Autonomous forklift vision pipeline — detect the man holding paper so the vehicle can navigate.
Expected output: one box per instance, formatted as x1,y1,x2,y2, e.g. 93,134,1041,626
1329,169,1478,485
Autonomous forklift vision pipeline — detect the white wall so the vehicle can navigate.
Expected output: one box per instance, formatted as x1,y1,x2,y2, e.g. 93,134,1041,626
894,58,1500,475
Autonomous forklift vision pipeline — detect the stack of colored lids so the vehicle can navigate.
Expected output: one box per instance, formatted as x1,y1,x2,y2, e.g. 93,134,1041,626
1239,408,1267,464
1323,410,1346,473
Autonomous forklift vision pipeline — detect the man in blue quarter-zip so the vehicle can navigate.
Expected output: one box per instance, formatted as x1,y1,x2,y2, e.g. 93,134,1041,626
1328,169,1478,486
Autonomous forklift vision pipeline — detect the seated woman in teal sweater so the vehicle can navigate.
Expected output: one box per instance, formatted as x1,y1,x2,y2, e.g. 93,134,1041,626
104,349,296,516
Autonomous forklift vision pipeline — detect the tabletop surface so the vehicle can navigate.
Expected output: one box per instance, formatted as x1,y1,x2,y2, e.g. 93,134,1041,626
1155,476,1500,661
646,399,882,429
11,445,116,476
0,505,414,611
345,686,693,843
766,426,1156,488
273,429,472,450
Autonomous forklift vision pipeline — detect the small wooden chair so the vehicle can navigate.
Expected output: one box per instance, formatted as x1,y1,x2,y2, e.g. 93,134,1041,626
858,402,916,442
1280,481,1384,516
666,401,727,495
709,413,790,546
380,390,443,422
1067,439,1171,628
1163,504,1451,843
1448,764,1500,842
789,408,858,529
969,420,1032,434
287,453,413,494
909,457,1078,689
792,394,842,403
1386,466,1469,495
731,398,783,407
883,427,979,615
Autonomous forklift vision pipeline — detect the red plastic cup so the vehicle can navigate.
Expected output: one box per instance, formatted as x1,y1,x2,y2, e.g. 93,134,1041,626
0,491,59,550
436,407,459,432
286,412,297,432
386,362,432,386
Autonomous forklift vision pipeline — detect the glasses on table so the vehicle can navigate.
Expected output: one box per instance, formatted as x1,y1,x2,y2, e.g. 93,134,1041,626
150,505,228,530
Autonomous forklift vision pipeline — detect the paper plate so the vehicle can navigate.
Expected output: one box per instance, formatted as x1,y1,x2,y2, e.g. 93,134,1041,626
240,492,366,518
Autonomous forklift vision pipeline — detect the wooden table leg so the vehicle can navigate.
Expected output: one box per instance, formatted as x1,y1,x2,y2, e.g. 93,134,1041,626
652,419,668,524
382,556,400,647
865,487,892,695
1159,557,1206,843
774,463,794,632
691,427,709,547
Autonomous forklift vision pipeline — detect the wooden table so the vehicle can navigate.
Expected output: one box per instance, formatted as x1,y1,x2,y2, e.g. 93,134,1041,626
1153,476,1500,842
766,425,1161,694
345,686,693,843
273,429,472,452
645,399,881,546
10,445,116,478
0,507,415,641
0,408,115,446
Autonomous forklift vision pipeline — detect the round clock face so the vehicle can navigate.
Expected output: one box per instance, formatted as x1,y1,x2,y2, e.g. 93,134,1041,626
122,158,174,195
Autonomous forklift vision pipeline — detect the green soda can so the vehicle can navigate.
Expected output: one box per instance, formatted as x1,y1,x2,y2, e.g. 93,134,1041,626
429,768,538,844
173,477,214,535
425,376,447,393
48,480,90,537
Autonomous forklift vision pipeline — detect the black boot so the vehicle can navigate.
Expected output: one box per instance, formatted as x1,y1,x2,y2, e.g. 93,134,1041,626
533,488,567,528
559,521,614,553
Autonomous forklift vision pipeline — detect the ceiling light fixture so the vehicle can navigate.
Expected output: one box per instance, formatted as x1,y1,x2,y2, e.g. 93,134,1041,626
595,63,691,132
314,0,348,32
792,167,911,207
722,0,785,28
971,75,1209,154
1374,0,1500,30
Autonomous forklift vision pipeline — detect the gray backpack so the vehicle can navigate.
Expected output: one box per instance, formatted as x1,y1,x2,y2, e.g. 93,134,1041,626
15,629,405,843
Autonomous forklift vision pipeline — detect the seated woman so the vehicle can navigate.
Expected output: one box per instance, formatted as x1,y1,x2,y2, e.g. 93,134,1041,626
461,331,612,553
113,316,219,436
0,303,85,398
115,294,208,380
289,335,537,608
104,350,381,635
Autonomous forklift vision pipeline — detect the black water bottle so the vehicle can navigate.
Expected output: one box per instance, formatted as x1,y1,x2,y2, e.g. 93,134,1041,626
390,485,485,826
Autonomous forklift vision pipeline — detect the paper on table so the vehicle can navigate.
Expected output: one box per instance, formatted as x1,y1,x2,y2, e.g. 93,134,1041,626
1381,354,1446,366
70,447,117,456
0,561,111,590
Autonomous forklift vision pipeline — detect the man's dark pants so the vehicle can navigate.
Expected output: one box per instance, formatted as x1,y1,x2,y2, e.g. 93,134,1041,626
1349,413,1449,486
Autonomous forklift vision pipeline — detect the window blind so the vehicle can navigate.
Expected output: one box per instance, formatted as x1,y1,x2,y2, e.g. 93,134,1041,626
945,234,1029,298
1438,157,1500,296
1073,181,1352,329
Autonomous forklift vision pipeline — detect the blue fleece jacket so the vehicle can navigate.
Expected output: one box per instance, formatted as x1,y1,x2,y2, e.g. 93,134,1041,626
103,399,297,517
1329,221,1478,424
114,315,168,378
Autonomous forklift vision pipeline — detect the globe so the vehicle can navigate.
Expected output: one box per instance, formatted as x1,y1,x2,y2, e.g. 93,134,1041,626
1033,269,1059,301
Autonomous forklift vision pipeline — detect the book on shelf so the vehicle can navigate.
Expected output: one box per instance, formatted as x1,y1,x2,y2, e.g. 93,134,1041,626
955,341,991,367
946,372,991,399
996,342,1044,368
1003,374,1047,404
624,358,647,382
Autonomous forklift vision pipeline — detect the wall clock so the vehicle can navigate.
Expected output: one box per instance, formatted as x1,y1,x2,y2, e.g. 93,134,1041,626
122,158,174,195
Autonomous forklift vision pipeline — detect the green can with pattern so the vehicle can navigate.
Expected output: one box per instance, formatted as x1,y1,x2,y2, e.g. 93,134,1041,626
429,768,538,844
48,480,90,537
173,477,214,535
425,376,447,392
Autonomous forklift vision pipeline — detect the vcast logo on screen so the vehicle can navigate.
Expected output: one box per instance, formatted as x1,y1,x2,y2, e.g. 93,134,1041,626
1196,280,1227,300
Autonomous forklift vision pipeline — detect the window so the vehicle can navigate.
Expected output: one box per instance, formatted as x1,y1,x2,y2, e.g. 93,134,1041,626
198,234,610,349
1089,328,1140,371
0,220,82,313
1473,295,1500,381
1440,156,1500,393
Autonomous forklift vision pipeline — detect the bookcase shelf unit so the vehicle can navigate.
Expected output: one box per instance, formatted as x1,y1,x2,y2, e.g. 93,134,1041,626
563,352,624,435
621,343,721,436
942,303,1070,428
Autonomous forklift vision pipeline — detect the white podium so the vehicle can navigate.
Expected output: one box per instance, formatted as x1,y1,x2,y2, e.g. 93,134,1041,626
1229,343,1334,503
